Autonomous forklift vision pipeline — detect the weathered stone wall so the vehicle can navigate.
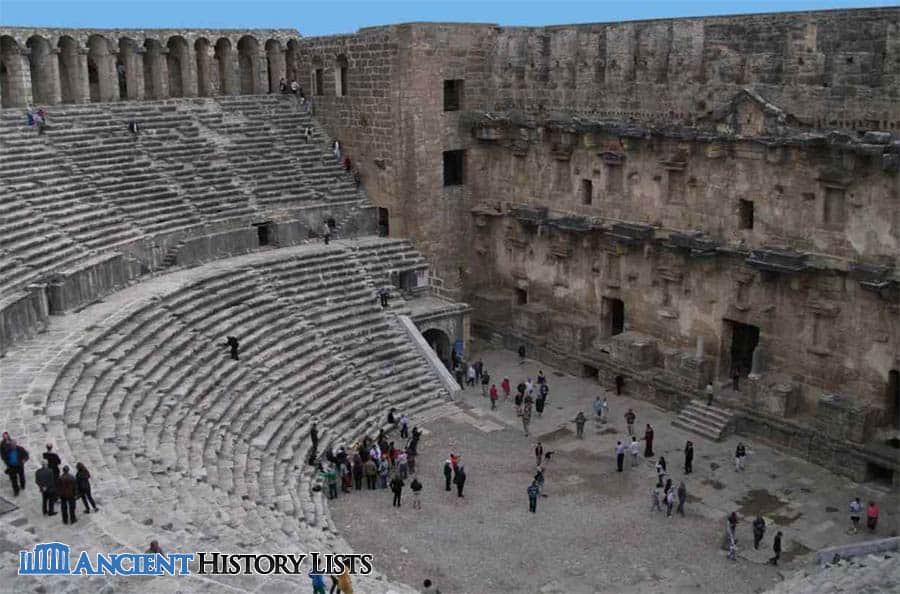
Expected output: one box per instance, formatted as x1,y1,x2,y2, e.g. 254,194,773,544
489,9,900,130
0,288,49,357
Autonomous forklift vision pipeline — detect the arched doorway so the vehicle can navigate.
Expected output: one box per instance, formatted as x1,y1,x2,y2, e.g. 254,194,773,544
143,38,165,99
195,37,210,96
237,35,259,94
166,35,190,97
423,329,453,368
1,35,25,107
57,35,81,104
87,34,115,102
26,35,56,105
214,38,233,95
286,39,299,83
117,37,140,100
265,39,284,93
335,54,348,96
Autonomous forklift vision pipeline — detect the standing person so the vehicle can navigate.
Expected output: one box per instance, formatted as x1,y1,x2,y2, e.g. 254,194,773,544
75,462,98,513
310,423,319,450
489,384,498,410
336,567,353,594
650,485,662,512
399,415,408,439
735,442,747,472
352,455,363,490
474,360,483,382
643,424,655,457
769,531,782,566
278,77,287,93
726,512,739,561
527,480,539,513
410,476,422,510
501,377,511,400
593,396,603,420
333,139,341,162
537,369,546,385
290,79,299,95
323,465,338,499
304,126,312,143
665,487,676,517
655,457,667,487
615,375,624,395
453,464,466,498
615,441,626,472
34,461,57,516
378,458,389,489
4,439,28,496
629,436,640,468
684,440,694,474
43,444,61,479
310,571,327,594
866,501,880,533
466,364,476,388
224,336,240,360
536,383,548,417
443,459,452,491
323,221,332,245
397,450,409,479
521,394,533,436
390,474,404,508
624,409,636,436
481,370,491,397
534,442,544,467
364,458,377,490
705,382,715,406
600,397,609,423
574,412,586,438
676,481,687,516
58,466,77,524
340,461,352,493
753,514,766,550
518,345,526,363
849,497,862,534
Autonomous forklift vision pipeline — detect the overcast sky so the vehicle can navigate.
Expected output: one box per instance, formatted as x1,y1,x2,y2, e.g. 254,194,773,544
1,0,895,35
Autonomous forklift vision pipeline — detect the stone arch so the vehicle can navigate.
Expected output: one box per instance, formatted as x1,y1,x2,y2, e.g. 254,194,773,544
335,53,348,96
57,35,81,104
195,37,211,96
166,35,190,97
422,328,453,367
143,38,166,100
237,35,259,94
87,34,116,102
117,37,141,100
265,38,284,93
286,39,299,83
26,35,57,105
1,35,26,107
214,37,234,95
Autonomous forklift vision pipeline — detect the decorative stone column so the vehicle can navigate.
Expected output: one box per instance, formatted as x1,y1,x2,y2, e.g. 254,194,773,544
748,348,762,379
1,45,33,107
255,49,268,94
75,48,91,104
695,335,705,359
45,48,63,105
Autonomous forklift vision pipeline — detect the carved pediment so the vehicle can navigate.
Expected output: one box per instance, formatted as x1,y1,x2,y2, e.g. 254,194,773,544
703,89,798,137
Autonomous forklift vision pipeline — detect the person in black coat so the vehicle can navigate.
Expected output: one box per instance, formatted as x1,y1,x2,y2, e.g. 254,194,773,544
390,475,404,507
453,464,467,497
684,441,694,474
75,462,98,513
443,460,452,491
43,444,61,479
35,462,57,516
224,336,239,360
4,440,29,496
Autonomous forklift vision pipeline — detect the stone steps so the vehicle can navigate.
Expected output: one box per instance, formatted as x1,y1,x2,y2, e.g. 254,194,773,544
671,400,735,441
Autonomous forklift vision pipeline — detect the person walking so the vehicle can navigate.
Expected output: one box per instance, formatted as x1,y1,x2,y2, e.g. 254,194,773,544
390,474,404,508
726,512,739,561
615,441,626,472
655,457,667,487
849,497,862,533
684,440,694,474
378,458,389,489
58,466,77,524
574,412,586,438
397,450,409,480
399,415,409,439
489,384,498,410
600,397,609,423
3,439,29,496
629,437,640,468
527,480,539,513
481,370,491,398
534,442,544,468
34,461,57,516
310,571,327,594
501,377,511,400
443,459,452,491
650,485,662,512
705,382,715,406
624,409,636,436
453,464,466,498
643,424,655,457
323,221,332,245
75,462,98,513
665,487,676,517
522,395,533,436
769,531,782,566
866,501,880,533
593,396,603,420
752,514,766,550
410,476,422,510
535,383,548,417
466,364,476,388
323,465,338,499
336,567,354,594
676,481,687,516
518,344,526,363
735,443,747,472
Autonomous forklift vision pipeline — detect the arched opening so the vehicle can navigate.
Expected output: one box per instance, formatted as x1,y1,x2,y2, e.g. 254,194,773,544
87,34,115,102
57,36,80,104
195,37,210,97
1,35,25,108
265,39,284,93
143,38,165,100
335,54,348,97
166,35,189,98
26,35,55,105
237,35,259,94
889,369,900,430
117,37,139,100
214,38,233,95
423,329,453,368
286,39,299,83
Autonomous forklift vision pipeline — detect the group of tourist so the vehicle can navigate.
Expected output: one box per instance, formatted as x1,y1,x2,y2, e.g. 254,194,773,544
25,107,48,135
1,433,98,524
278,77,314,113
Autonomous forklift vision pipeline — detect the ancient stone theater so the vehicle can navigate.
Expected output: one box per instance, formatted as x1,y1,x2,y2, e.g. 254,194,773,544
0,5,898,594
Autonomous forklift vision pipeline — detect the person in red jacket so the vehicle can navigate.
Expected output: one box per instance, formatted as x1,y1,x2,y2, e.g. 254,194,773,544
489,384,498,410
501,377,511,400
867,501,880,532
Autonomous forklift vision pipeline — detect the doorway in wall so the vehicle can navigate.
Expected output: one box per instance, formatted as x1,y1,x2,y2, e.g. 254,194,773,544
724,319,760,377
604,297,624,336
888,369,899,429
